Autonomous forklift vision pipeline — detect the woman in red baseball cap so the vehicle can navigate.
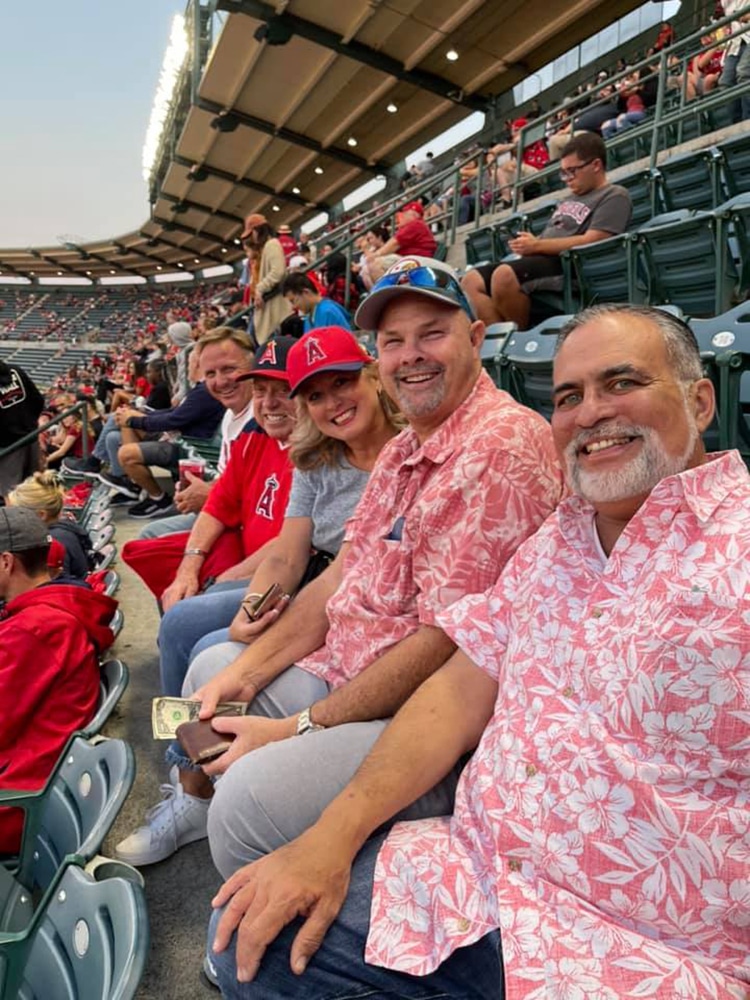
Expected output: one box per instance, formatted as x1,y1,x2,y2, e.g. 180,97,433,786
221,325,402,646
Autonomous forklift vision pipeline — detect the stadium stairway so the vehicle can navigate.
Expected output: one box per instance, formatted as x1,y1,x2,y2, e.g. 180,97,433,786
100,505,219,1000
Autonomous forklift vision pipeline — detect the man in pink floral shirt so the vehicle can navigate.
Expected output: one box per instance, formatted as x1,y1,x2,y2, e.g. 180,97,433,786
189,258,562,869
208,304,750,1000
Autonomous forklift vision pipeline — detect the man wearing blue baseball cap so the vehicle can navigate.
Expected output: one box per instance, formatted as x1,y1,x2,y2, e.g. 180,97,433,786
180,255,565,987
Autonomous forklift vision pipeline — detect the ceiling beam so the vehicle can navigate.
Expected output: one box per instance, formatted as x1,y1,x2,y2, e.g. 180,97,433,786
217,0,487,111
173,155,329,211
196,97,391,174
158,191,244,227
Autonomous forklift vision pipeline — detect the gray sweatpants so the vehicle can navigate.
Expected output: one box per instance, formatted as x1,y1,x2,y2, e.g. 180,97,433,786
183,642,461,880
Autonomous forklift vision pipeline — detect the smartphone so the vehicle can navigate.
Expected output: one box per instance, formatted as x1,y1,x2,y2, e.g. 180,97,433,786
243,583,285,622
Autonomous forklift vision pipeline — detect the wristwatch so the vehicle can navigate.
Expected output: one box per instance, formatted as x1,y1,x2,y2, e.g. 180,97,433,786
296,706,325,736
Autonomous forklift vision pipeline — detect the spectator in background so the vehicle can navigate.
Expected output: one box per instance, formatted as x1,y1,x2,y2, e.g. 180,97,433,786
489,118,550,207
719,0,750,122
324,252,361,313
168,320,194,405
462,134,631,329
281,273,353,332
360,202,437,289
601,70,647,137
110,347,225,518
0,359,44,497
547,84,618,160
8,471,93,579
0,507,116,854
276,224,299,264
241,214,292,346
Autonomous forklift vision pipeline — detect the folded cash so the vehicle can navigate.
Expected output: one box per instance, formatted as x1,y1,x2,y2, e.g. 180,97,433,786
151,697,247,739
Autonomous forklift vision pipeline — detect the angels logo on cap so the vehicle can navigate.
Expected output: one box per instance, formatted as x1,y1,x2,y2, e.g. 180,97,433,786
287,327,374,398
258,341,277,367
305,337,328,366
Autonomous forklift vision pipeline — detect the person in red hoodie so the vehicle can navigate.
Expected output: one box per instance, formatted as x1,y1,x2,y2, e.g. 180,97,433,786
0,507,116,853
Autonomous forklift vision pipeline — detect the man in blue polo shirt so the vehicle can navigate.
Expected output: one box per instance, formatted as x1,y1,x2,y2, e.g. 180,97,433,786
281,273,352,333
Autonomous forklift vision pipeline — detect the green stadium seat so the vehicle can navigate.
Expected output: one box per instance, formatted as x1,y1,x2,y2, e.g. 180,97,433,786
564,232,640,307
636,210,737,317
719,132,750,198
714,192,750,297
480,322,515,386
498,315,572,420
617,168,660,228
690,304,750,460
0,860,148,1000
657,149,724,212
433,242,448,262
522,203,557,236
465,226,496,266
80,659,129,740
0,735,135,932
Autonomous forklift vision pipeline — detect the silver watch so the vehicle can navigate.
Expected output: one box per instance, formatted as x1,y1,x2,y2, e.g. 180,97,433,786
296,706,325,735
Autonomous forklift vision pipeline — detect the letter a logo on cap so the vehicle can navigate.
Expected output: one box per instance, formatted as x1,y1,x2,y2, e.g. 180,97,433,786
259,342,277,367
305,337,327,367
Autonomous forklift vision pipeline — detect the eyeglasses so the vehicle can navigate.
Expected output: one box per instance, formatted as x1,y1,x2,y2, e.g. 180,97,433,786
559,159,594,180
370,265,475,318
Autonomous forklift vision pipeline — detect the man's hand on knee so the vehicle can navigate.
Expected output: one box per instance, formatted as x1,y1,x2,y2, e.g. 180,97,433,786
211,829,353,981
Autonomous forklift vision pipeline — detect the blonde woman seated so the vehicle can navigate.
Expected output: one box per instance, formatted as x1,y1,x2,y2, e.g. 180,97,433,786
117,325,402,866
8,471,93,579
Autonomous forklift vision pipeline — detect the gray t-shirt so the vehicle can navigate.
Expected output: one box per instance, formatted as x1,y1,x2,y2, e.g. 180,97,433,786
542,183,632,240
285,458,371,555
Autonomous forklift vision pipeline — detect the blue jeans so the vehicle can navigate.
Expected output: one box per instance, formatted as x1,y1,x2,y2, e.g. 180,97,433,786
158,580,249,696
93,414,119,462
207,834,503,999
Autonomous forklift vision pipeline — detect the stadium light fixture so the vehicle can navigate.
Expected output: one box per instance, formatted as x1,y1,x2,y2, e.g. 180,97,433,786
292,186,301,194
157,265,163,270
271,204,280,212
141,13,189,184
347,137,358,147
387,102,398,113
234,238,241,245
446,48,459,61
194,258,200,263
314,166,324,175
221,247,228,253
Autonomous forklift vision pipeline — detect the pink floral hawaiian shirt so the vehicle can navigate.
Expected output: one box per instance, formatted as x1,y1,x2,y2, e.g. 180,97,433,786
299,370,564,688
367,451,750,999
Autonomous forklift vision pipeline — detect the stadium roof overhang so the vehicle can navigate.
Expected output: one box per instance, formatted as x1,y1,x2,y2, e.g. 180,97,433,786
0,0,642,283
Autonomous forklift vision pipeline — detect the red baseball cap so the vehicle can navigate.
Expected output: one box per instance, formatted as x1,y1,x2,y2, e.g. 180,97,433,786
400,200,424,216
287,327,374,397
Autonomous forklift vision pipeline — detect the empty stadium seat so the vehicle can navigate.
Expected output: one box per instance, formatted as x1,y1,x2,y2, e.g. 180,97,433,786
0,735,134,920
636,210,736,317
498,315,572,420
0,860,148,1000
465,226,496,266
719,132,750,198
564,231,640,308
617,167,660,229
657,148,724,212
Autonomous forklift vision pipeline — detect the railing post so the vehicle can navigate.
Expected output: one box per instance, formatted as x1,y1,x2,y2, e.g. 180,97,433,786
473,153,485,229
649,49,668,171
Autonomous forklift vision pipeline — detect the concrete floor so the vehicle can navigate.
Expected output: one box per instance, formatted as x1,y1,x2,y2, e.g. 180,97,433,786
101,508,219,999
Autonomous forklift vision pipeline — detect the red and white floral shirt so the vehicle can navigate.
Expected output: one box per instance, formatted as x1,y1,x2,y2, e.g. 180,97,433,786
299,371,564,688
367,451,750,999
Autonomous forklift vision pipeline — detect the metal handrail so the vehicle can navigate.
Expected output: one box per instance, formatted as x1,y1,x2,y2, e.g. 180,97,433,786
0,400,90,462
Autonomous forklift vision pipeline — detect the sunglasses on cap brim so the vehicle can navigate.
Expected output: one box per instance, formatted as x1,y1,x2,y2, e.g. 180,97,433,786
371,266,475,317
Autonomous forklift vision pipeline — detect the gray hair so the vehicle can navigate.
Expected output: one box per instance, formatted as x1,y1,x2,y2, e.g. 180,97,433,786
558,305,704,384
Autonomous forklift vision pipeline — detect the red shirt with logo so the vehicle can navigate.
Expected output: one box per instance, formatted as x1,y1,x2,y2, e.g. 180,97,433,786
394,219,437,257
203,420,293,557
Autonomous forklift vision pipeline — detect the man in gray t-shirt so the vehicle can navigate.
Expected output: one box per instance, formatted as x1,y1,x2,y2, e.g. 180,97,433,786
462,132,632,329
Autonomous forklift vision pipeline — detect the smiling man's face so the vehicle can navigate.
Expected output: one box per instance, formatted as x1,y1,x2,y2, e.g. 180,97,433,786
375,293,482,442
551,313,713,508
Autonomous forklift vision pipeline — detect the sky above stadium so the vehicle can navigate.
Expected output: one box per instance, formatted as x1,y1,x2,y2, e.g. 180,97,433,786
0,1,182,249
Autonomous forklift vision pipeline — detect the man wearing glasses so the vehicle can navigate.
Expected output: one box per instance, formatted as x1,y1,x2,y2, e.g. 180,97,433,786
462,133,631,330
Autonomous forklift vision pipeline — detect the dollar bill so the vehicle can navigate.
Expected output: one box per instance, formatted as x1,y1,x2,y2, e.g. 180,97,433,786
151,697,247,739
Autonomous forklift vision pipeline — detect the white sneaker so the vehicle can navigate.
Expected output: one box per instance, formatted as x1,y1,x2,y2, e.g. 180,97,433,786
115,767,210,866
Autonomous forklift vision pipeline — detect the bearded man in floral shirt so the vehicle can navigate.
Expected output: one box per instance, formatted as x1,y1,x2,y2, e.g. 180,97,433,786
208,304,750,1000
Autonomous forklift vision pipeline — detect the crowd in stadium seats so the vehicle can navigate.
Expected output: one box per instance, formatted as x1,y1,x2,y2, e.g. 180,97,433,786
5,7,750,996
